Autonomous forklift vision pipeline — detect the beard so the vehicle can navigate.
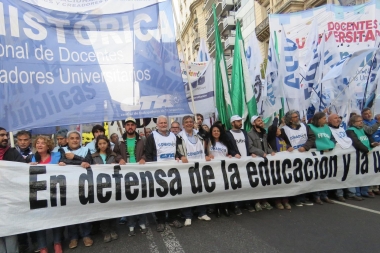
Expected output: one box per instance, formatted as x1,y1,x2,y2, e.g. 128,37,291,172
0,141,8,148
292,121,301,126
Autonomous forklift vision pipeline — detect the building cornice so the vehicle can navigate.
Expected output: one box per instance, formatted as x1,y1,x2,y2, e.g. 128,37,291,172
179,0,203,39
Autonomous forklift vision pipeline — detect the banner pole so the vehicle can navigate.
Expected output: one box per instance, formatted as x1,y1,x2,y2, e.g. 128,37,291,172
9,132,14,147
172,0,197,116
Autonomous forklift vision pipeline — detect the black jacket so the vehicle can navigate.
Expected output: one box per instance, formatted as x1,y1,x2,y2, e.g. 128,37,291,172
2,147,25,162
58,147,93,165
197,126,209,142
226,129,250,156
145,130,176,162
267,117,279,153
346,128,374,154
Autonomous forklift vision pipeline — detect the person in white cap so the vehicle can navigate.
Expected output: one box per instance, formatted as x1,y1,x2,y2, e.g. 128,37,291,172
225,115,250,158
225,115,255,215
247,115,275,158
247,115,275,211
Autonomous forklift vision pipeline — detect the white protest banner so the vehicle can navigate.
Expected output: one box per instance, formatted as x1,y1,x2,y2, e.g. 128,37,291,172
2,146,380,236
269,0,380,112
181,61,215,116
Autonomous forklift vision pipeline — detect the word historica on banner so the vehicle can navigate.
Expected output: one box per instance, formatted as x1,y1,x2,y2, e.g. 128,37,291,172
0,0,192,131
1,147,380,236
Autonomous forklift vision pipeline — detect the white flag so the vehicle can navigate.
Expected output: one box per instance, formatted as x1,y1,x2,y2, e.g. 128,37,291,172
278,29,302,99
245,34,265,114
197,38,210,62
263,35,282,118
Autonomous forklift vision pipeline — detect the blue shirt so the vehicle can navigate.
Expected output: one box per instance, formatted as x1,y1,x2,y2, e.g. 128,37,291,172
363,119,380,142
86,140,97,154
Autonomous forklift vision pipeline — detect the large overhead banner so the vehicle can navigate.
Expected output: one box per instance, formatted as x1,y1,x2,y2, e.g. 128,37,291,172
0,0,191,131
269,0,379,62
269,0,380,111
2,146,380,237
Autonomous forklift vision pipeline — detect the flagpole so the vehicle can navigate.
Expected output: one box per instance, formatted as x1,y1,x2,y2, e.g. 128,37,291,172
172,0,197,116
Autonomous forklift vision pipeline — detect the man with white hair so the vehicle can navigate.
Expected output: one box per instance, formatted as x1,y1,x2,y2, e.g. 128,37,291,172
170,121,181,135
145,115,184,232
280,110,315,207
58,131,93,249
280,110,315,152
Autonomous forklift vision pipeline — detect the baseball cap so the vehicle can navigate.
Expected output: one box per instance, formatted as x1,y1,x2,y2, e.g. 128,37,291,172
250,115,261,124
125,117,136,124
230,115,243,123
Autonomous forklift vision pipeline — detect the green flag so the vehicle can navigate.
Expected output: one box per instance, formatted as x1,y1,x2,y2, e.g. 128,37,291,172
213,4,232,129
230,21,258,131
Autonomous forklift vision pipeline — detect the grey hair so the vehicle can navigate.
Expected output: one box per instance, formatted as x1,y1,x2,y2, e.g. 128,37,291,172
284,110,300,125
348,115,362,127
67,130,81,139
182,115,194,124
157,115,168,122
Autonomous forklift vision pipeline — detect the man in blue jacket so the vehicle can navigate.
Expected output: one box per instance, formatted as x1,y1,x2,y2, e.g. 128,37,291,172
361,108,380,196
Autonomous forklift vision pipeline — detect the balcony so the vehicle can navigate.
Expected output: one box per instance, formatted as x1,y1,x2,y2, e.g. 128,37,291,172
224,36,235,50
205,2,222,25
222,0,234,12
209,43,216,57
222,15,235,33
273,0,304,14
304,0,327,9
207,25,215,42
193,37,200,50
193,18,198,30
204,0,215,11
226,57,233,69
204,0,224,12
255,17,270,42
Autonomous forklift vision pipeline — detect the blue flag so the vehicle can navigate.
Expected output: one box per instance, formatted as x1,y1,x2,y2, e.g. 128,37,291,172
0,0,191,131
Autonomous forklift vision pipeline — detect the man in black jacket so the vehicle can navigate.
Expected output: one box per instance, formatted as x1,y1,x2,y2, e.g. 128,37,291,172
0,127,24,253
145,115,184,232
225,115,254,214
195,113,209,142
226,115,250,158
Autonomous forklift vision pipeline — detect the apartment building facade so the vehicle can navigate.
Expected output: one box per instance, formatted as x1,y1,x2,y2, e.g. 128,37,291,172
177,0,370,67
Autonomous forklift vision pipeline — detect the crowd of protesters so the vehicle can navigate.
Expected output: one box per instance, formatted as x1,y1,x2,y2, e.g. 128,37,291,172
1,108,380,253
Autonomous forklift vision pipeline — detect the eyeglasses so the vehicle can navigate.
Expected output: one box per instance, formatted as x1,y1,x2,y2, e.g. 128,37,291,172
171,127,179,129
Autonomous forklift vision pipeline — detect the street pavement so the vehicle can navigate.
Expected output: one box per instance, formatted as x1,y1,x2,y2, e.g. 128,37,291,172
40,195,380,253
